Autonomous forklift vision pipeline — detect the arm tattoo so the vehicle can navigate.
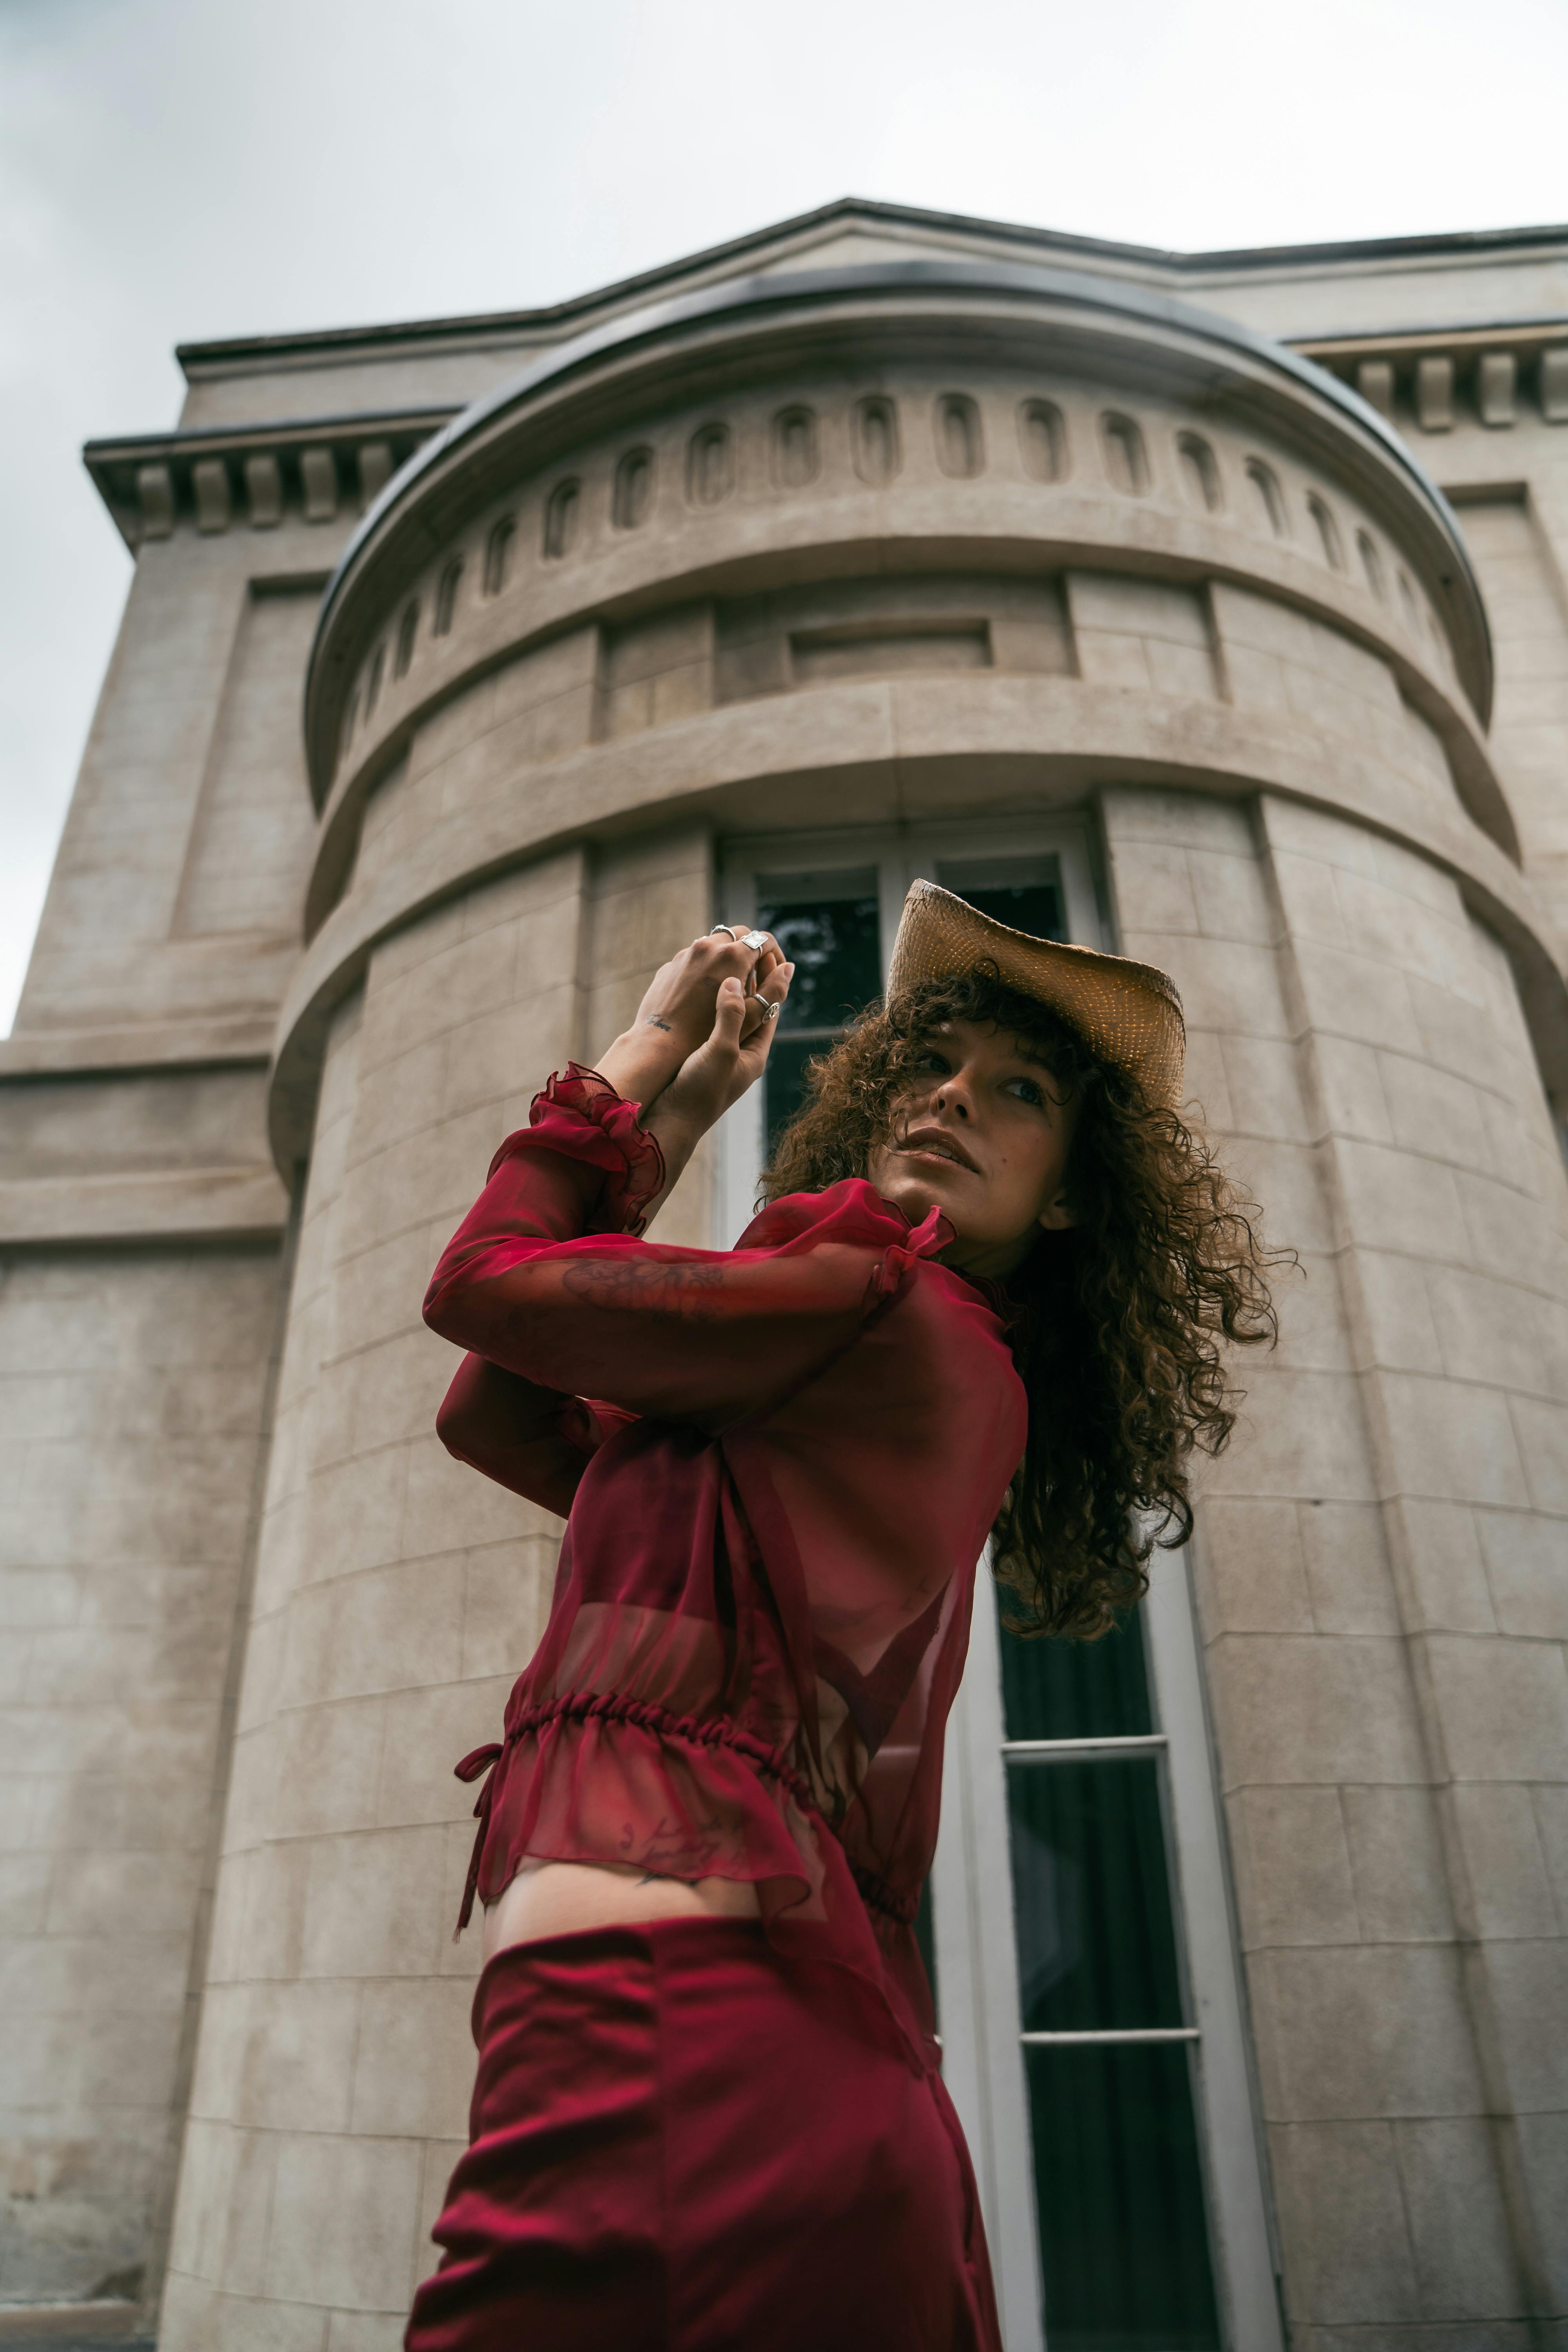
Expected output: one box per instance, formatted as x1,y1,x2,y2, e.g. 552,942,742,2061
643,1016,673,1033
561,1254,725,1321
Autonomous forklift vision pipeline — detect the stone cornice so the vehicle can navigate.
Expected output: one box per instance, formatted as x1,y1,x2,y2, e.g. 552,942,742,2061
83,406,457,550
1292,322,1568,435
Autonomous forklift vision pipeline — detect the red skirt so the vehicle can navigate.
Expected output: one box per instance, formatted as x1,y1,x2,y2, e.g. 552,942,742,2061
405,1917,1001,2352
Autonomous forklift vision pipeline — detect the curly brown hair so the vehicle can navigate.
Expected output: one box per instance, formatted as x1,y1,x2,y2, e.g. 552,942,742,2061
762,969,1284,1639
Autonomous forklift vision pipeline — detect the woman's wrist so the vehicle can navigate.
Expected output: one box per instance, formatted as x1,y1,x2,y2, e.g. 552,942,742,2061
592,1026,686,1109
630,1101,704,1225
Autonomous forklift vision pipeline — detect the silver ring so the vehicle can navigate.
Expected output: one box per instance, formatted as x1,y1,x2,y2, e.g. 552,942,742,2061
740,929,769,951
708,923,742,940
763,1000,780,1022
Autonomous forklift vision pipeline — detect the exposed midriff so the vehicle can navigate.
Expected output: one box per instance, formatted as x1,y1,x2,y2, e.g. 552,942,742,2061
477,1858,762,1965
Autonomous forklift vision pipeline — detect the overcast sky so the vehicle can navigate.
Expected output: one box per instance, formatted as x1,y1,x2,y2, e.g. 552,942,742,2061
3,0,1566,1032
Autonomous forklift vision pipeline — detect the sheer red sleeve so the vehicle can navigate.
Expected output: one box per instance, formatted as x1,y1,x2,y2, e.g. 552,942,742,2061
428,1069,661,1510
434,1357,613,1517
423,1065,903,1430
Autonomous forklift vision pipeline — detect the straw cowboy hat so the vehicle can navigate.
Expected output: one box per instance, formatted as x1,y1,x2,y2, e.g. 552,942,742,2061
887,878,1186,1109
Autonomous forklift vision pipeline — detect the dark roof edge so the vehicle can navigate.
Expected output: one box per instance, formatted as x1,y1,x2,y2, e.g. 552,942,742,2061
1173,219,1568,271
176,196,1568,375
175,199,1167,370
1286,313,1568,352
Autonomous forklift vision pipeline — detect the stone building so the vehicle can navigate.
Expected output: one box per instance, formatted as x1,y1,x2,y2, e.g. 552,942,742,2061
3,199,1566,2350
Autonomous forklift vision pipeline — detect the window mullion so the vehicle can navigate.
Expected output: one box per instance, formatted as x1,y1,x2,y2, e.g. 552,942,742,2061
1003,1733,1167,1759
1021,2027,1201,2045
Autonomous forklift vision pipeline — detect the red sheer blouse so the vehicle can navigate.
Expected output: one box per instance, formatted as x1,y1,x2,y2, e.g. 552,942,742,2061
423,1067,1027,2059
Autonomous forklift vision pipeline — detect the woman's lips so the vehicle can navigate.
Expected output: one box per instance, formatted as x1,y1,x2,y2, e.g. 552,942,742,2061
898,1131,978,1173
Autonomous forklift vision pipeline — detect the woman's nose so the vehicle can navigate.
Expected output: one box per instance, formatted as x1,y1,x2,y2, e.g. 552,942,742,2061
934,1085,971,1120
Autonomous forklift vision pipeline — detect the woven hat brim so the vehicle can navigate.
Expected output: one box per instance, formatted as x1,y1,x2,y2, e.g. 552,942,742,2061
886,880,1185,1108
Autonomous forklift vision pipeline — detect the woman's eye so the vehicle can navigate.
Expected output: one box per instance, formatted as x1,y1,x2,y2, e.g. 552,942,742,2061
1005,1076,1046,1106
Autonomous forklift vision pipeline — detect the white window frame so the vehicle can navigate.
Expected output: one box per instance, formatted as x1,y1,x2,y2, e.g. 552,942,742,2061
712,819,1282,2352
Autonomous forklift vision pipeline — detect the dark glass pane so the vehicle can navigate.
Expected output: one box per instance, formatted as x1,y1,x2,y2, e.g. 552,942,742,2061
755,891,881,1033
1026,2042,1221,2352
1007,1757,1183,2032
762,1034,826,1159
956,880,1065,940
998,1599,1152,1740
754,879,882,1159
935,855,1067,945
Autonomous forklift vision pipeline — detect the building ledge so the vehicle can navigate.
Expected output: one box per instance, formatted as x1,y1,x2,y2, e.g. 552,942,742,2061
0,1020,276,1078
0,2304,151,2345
0,1165,288,1249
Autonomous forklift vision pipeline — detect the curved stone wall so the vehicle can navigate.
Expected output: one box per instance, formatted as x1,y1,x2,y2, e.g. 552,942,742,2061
263,267,1568,1169
319,358,1476,837
158,265,1568,2348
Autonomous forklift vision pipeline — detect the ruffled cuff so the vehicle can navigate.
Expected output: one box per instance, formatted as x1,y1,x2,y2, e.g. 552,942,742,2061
489,1064,666,1236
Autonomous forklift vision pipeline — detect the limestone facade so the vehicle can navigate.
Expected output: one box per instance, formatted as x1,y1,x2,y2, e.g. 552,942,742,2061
3,202,1566,2350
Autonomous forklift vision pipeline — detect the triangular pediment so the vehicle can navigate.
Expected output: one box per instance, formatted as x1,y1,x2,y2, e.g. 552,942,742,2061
604,198,1179,309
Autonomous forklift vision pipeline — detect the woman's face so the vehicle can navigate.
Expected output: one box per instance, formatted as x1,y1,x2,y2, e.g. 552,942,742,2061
865,1018,1080,1279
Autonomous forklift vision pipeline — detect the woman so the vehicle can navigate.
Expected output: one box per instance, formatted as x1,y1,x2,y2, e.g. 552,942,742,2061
405,879,1278,2352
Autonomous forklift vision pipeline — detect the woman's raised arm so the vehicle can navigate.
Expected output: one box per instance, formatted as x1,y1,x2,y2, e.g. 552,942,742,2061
422,930,896,1430
422,1089,887,1428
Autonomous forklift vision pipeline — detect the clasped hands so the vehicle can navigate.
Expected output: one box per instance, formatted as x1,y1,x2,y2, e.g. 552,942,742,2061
594,929,795,1210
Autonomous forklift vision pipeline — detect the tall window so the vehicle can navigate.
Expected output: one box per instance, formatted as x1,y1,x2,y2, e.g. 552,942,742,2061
717,821,1283,2350
998,1604,1220,2349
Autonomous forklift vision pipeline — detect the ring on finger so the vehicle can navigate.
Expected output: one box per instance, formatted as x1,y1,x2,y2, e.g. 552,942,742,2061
708,923,742,941
739,929,769,951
